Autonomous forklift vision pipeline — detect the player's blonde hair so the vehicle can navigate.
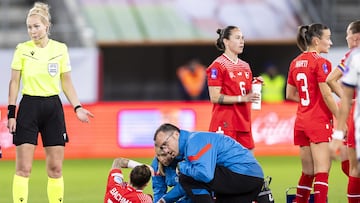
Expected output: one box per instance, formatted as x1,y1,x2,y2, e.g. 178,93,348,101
27,2,52,33
157,160,166,176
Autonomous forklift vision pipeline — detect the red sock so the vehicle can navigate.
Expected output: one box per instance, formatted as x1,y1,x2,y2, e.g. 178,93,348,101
348,176,360,203
342,160,350,177
314,172,328,203
295,172,314,203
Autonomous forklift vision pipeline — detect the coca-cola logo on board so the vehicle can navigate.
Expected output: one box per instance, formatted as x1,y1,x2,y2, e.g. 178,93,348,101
252,112,295,145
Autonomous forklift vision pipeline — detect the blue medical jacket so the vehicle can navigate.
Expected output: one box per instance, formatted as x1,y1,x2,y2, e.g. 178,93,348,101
177,130,264,183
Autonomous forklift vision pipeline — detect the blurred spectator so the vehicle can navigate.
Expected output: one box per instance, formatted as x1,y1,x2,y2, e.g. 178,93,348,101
176,58,209,101
260,62,286,103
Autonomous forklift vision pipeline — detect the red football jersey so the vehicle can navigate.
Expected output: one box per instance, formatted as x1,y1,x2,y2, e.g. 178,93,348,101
207,54,253,132
104,169,152,203
287,52,333,130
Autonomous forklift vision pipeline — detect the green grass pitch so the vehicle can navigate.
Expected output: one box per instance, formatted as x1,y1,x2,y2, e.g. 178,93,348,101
0,156,347,202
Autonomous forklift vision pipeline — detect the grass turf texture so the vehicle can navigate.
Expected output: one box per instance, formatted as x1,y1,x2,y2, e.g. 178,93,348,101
0,156,347,203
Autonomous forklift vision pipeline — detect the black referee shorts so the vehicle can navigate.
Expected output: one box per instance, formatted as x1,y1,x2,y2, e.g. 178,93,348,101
13,95,69,147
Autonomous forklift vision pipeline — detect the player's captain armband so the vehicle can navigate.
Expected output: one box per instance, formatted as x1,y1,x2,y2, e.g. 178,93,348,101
332,130,345,140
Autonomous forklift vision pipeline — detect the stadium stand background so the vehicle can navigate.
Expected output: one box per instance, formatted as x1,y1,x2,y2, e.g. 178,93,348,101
0,0,94,48
0,0,359,101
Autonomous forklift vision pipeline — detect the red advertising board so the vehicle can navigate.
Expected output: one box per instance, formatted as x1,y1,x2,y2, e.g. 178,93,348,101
0,101,299,159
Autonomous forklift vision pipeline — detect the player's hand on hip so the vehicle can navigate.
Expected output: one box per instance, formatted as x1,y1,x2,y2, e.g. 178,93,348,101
76,108,94,123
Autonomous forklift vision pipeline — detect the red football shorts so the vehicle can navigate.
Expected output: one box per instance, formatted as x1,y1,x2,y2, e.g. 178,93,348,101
294,127,332,146
221,130,254,150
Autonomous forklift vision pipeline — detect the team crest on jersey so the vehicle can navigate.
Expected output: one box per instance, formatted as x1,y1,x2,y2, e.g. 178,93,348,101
210,68,218,79
322,63,329,74
48,63,58,77
229,72,235,78
245,72,250,79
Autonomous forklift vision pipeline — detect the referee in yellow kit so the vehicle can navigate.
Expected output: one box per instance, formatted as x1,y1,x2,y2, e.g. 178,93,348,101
7,2,94,203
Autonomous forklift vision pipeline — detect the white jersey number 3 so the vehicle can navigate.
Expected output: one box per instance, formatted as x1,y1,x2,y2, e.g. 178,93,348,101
296,73,310,106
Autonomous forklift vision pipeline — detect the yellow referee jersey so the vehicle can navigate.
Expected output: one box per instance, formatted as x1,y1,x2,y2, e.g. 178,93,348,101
11,39,71,96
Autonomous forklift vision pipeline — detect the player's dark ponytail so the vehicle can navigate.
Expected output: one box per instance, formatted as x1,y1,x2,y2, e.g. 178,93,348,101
215,26,238,51
297,25,309,52
215,29,225,51
297,23,329,52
